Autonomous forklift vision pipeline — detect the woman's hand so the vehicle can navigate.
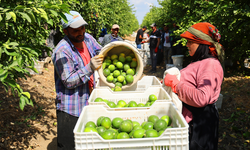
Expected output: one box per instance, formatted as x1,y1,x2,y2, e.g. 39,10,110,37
164,74,180,93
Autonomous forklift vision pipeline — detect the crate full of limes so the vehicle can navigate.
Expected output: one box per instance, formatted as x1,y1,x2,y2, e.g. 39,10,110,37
87,87,183,112
73,102,189,150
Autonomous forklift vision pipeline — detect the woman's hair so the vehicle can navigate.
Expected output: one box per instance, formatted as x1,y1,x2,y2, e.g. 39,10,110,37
191,44,215,63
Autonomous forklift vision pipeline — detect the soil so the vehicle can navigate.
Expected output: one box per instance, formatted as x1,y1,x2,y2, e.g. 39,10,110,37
0,43,250,149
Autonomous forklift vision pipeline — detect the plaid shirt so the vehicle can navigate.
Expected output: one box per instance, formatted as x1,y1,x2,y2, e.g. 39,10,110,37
52,33,102,117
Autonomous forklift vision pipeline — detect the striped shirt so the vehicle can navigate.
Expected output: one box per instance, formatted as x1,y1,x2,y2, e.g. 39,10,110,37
52,33,102,117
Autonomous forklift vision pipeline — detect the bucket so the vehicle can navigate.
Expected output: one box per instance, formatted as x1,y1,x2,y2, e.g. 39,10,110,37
98,41,144,90
172,55,184,68
166,64,175,70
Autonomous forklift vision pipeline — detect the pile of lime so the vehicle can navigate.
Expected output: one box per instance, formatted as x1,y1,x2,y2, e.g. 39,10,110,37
102,52,138,91
94,94,158,108
83,114,172,140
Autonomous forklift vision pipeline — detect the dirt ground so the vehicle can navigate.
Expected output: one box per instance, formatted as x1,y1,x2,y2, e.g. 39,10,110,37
0,46,250,149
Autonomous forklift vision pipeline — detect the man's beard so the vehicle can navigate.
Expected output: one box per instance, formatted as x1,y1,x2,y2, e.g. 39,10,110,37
68,33,85,43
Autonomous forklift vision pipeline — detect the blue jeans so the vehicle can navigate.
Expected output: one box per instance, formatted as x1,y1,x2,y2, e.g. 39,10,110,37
137,44,141,49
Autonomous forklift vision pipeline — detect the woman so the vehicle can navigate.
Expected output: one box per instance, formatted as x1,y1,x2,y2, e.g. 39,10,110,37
164,22,225,150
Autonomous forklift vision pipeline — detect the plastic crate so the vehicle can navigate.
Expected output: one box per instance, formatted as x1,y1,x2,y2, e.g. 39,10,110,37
96,76,162,91
74,102,189,150
88,86,182,111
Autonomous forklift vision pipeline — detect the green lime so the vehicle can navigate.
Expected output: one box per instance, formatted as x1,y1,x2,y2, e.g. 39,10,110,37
117,132,130,139
154,119,167,131
84,127,98,133
117,100,127,107
130,61,137,68
126,69,134,75
144,102,151,107
119,120,133,133
126,56,132,62
114,86,122,92
103,68,110,77
128,101,137,107
96,126,106,135
104,59,111,66
141,121,147,128
103,99,109,104
145,129,158,138
122,79,127,85
116,62,123,69
111,54,118,60
85,121,96,128
125,75,134,83
108,64,116,72
149,94,157,102
133,129,146,138
102,62,107,69
113,70,120,78
106,75,114,82
107,101,116,108
97,116,105,126
158,130,165,136
94,97,103,102
132,121,140,127
119,55,126,63
129,53,135,58
112,117,123,129
115,105,123,108
161,115,172,126
123,64,130,72
101,117,112,129
113,78,117,83
148,115,159,124
124,104,129,107
129,130,135,138
143,122,154,130
121,72,127,77
119,53,125,57
125,119,133,124
137,103,145,107
117,75,125,83
101,129,115,140
113,59,119,65
133,125,142,130
115,82,123,88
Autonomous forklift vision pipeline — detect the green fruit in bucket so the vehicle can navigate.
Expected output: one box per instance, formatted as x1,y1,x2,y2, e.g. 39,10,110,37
103,68,110,77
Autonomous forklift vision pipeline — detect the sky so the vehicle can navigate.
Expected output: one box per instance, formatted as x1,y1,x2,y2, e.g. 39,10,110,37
127,0,160,25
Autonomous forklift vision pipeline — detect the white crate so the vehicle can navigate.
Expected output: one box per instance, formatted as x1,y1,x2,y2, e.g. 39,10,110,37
215,94,223,109
96,76,162,91
88,87,176,111
74,102,189,150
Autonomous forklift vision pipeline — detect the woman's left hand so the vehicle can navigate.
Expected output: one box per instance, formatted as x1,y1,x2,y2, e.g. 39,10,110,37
164,74,180,93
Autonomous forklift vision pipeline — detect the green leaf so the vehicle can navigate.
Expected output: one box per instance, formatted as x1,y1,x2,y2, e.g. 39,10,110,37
4,79,17,88
9,12,16,22
3,48,18,56
37,8,48,21
15,5,26,10
19,96,26,110
0,14,2,22
27,11,36,23
22,92,30,99
6,12,11,20
0,69,8,81
47,19,53,26
19,12,31,23
0,47,2,59
50,9,58,17
9,60,19,68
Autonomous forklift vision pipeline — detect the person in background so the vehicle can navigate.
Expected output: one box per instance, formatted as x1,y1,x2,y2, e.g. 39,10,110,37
52,11,103,150
172,23,182,55
162,24,173,65
135,26,147,49
101,24,123,46
147,23,161,73
164,22,224,150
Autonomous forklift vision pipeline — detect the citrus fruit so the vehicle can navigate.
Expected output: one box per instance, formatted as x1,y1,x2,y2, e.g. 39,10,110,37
150,101,155,106
102,62,107,69
117,100,127,107
101,129,115,139
111,54,118,60
158,130,165,136
148,115,159,124
161,115,172,126
123,64,130,72
141,121,147,128
133,129,146,138
132,121,140,127
112,78,117,83
116,62,123,69
103,99,109,103
124,104,129,107
111,88,114,91
84,127,98,133
129,130,135,138
85,121,96,128
145,129,158,138
121,72,127,77
126,69,134,75
97,116,105,126
96,126,106,135
117,132,130,139
149,94,157,101
130,61,137,68
112,117,123,129
113,59,119,65
101,117,112,129
154,119,167,131
133,125,142,130
128,101,137,107
144,102,151,107
129,53,135,58
115,82,123,88
143,122,154,130
137,103,145,107
167,126,172,128
104,59,111,66
122,79,127,85
125,56,132,62
125,75,134,83
119,53,125,57
119,120,133,133
106,75,114,82
107,101,116,108
113,70,120,78
108,64,115,72
103,68,110,77
114,105,123,108
114,86,122,91
117,75,125,83
119,55,126,63
94,97,103,102
105,56,110,59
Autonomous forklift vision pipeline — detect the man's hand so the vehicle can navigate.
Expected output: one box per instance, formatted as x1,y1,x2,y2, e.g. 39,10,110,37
141,41,145,44
154,47,158,53
90,55,104,70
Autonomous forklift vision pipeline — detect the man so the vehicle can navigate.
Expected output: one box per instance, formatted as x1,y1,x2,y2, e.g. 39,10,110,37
135,26,147,49
52,11,103,150
101,24,123,46
145,23,161,73
162,24,173,64
172,23,182,55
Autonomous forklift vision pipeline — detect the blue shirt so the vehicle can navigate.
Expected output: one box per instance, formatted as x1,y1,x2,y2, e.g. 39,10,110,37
52,33,102,117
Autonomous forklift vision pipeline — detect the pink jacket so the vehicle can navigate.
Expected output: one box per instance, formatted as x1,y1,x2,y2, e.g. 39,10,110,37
176,58,224,123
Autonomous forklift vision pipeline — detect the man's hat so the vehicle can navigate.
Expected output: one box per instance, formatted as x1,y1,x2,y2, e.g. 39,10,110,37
142,26,147,29
61,11,88,29
112,24,120,29
150,23,157,27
